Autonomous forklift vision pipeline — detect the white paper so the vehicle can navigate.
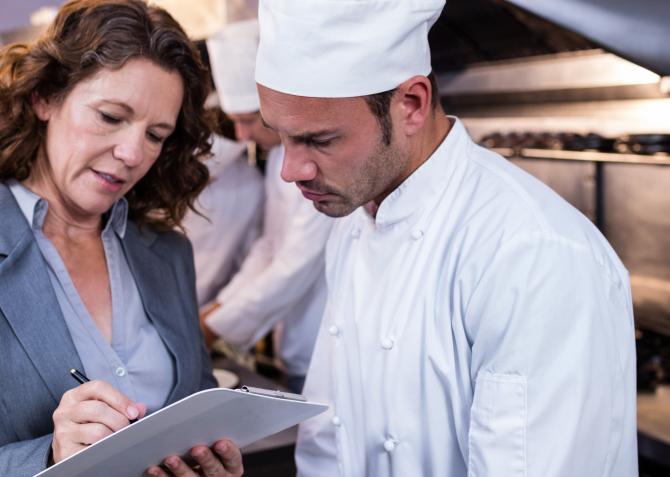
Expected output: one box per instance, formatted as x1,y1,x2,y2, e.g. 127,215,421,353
35,388,327,477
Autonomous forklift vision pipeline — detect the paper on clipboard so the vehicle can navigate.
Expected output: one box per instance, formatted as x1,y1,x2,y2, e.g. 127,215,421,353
34,387,327,477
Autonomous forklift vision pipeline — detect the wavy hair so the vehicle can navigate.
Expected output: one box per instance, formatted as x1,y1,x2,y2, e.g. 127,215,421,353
0,0,211,230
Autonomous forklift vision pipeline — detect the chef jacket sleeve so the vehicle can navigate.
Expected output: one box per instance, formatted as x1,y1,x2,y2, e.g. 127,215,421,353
463,233,636,477
205,197,332,349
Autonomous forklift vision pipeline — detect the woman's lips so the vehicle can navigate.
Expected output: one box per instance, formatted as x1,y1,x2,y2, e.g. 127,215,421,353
91,169,125,192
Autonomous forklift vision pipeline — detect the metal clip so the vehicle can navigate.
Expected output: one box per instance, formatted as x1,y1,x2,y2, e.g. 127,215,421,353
239,385,307,402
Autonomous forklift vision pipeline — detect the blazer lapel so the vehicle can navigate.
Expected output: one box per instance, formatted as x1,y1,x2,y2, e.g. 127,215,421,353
120,223,195,404
0,184,83,404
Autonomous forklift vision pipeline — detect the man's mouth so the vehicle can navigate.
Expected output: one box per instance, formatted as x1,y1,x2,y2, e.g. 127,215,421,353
297,184,330,201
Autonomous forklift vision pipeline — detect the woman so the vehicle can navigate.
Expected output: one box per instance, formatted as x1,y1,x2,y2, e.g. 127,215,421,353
0,1,243,476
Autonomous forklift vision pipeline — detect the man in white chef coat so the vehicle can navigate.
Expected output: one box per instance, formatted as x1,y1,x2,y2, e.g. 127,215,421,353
182,133,263,306
201,18,333,393
255,1,638,475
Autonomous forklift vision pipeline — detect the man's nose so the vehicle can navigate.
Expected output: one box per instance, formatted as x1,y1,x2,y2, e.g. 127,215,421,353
281,144,318,183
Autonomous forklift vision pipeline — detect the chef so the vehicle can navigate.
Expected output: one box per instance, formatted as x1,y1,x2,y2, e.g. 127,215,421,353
255,0,638,475
201,18,333,393
182,133,264,306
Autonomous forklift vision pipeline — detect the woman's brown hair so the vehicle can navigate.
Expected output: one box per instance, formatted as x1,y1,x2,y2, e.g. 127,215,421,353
0,0,211,230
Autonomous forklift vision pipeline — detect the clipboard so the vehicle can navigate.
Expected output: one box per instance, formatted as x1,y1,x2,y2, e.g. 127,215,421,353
35,386,328,477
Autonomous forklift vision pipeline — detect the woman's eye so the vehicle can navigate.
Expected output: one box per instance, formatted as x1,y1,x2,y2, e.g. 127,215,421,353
99,111,121,124
147,131,165,144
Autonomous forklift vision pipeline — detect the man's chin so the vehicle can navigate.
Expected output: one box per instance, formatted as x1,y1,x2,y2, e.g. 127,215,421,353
312,198,356,218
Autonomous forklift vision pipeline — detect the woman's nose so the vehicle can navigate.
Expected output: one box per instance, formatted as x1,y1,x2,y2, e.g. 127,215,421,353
113,130,145,167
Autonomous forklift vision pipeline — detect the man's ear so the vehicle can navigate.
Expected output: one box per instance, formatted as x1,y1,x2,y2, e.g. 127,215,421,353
32,92,52,121
394,75,432,137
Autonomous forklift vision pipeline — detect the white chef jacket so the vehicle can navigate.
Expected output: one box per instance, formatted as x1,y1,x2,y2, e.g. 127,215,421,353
296,118,637,476
205,145,333,376
183,134,264,306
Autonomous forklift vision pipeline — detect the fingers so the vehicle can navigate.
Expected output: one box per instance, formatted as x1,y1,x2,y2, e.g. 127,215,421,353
145,440,243,477
52,380,146,463
156,456,198,477
145,465,169,477
191,445,225,476
66,380,142,421
213,439,244,476
72,400,129,431
70,422,116,446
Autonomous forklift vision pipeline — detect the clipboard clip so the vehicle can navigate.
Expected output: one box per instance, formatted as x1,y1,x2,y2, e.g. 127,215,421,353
239,385,307,402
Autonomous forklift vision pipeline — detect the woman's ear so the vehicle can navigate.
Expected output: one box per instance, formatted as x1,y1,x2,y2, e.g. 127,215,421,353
394,75,432,137
32,92,52,121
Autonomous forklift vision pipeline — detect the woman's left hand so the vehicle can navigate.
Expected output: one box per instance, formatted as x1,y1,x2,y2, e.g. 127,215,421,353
146,439,243,477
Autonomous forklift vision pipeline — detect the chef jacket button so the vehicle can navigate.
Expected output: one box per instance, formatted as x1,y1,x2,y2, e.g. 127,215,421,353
351,228,361,239
411,229,424,241
381,338,394,350
383,439,396,452
328,325,340,337
115,366,126,377
331,415,342,427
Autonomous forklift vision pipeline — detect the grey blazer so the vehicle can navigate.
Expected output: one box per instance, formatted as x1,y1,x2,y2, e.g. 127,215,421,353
0,182,216,477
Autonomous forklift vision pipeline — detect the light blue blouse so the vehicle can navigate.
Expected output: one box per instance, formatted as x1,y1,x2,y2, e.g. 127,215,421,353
8,180,174,412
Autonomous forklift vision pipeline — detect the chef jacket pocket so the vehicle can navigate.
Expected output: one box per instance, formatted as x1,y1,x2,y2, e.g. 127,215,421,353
468,371,527,477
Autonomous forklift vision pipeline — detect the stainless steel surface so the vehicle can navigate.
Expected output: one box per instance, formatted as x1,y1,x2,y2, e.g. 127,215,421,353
499,149,670,167
438,50,661,96
604,164,670,335
508,157,596,222
505,0,670,76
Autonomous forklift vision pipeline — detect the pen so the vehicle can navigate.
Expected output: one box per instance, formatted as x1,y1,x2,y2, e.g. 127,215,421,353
69,368,89,385
69,368,138,423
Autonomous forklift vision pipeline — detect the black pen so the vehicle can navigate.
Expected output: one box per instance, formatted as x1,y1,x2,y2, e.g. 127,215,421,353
69,368,138,423
69,368,89,384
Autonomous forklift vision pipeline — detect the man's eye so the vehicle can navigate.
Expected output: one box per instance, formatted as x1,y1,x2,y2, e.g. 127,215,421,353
99,111,121,124
309,139,332,148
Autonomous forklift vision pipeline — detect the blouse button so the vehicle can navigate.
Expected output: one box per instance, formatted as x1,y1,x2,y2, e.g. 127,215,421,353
411,229,424,241
331,415,342,427
115,366,126,377
328,325,341,337
383,439,397,452
351,228,361,239
381,338,395,350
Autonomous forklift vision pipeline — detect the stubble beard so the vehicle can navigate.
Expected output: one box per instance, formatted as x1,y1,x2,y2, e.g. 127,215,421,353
312,137,407,218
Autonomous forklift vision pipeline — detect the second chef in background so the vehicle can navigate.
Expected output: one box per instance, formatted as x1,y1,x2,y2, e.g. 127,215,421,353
200,19,333,393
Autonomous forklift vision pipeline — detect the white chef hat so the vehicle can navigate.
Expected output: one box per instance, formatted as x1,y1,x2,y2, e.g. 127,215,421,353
206,19,260,114
255,0,446,98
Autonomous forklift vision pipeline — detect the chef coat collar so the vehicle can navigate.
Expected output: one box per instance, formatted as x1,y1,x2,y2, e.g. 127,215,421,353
371,117,467,229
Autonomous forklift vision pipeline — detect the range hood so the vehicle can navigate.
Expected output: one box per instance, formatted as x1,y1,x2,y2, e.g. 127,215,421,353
506,0,670,76
428,0,670,77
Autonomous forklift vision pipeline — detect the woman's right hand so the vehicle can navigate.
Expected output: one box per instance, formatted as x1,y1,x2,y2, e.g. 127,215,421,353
51,380,146,463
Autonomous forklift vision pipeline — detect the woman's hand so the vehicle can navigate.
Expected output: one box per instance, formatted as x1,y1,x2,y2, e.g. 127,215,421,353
145,439,243,477
51,380,147,463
